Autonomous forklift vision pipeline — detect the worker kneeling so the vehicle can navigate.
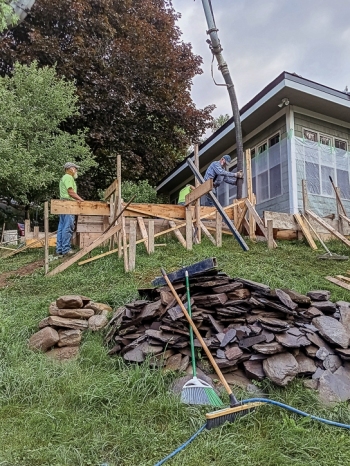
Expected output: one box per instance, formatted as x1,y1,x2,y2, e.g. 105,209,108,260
201,155,243,207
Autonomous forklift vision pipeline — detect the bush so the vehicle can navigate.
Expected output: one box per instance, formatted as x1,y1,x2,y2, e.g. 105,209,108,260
121,180,165,204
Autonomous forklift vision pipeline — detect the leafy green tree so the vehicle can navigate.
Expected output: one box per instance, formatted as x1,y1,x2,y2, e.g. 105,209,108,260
0,0,18,32
0,0,214,196
211,114,230,132
121,180,160,204
0,61,96,203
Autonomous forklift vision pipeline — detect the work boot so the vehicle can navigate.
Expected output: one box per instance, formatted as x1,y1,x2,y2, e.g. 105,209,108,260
63,249,75,256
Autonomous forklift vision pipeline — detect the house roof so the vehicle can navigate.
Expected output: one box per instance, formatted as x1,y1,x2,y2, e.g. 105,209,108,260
157,71,350,194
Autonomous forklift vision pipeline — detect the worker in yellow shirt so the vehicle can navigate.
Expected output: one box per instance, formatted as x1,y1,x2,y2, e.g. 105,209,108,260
177,184,195,205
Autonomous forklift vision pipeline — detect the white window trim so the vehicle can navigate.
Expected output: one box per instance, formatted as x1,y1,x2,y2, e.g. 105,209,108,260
302,127,349,151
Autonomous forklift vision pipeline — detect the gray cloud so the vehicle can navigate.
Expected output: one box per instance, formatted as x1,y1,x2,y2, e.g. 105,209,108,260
172,0,350,118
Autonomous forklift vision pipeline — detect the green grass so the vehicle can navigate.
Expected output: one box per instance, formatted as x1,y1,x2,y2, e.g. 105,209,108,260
1,236,350,465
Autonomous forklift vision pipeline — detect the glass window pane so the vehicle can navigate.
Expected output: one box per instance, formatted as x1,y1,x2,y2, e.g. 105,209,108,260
256,152,268,174
337,169,350,199
320,135,331,146
269,165,282,198
306,162,320,194
304,129,318,142
257,171,269,202
269,144,281,168
335,139,347,151
321,166,334,196
269,134,280,147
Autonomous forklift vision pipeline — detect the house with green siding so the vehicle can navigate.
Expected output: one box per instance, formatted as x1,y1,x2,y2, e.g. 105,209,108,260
156,72,350,218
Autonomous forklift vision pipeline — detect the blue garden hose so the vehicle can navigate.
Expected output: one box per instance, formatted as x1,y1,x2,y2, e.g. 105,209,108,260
154,398,350,465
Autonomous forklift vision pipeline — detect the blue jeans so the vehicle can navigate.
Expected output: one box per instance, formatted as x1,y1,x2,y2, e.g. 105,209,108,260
56,214,75,254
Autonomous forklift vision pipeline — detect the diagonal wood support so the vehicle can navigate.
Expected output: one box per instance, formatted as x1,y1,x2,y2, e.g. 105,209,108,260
186,158,249,251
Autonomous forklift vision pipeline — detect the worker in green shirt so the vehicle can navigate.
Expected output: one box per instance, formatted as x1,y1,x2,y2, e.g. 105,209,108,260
56,162,84,256
178,184,195,205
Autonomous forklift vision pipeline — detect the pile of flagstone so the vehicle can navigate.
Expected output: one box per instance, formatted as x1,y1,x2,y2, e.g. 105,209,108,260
29,295,112,360
105,270,350,405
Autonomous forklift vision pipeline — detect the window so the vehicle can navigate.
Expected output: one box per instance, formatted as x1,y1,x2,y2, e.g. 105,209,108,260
304,129,318,142
335,139,347,151
258,142,267,154
269,134,280,147
251,132,282,202
320,134,331,146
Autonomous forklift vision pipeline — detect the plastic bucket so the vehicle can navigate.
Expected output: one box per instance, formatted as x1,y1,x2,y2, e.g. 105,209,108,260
3,230,18,245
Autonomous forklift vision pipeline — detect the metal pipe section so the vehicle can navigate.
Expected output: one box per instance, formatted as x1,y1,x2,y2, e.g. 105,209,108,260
200,0,244,198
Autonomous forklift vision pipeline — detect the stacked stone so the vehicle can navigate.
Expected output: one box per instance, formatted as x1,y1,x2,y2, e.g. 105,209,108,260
29,295,112,360
105,273,350,405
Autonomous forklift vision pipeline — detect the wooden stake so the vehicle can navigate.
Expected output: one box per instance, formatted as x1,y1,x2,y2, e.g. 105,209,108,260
306,210,350,248
245,199,277,248
216,211,222,247
128,219,137,271
200,221,216,245
185,207,193,250
44,202,49,275
293,213,318,250
194,144,201,243
148,219,154,253
169,220,186,248
33,226,39,239
245,149,256,241
267,219,274,249
117,154,122,259
301,179,309,213
0,222,5,244
137,216,149,253
122,215,129,272
24,219,30,238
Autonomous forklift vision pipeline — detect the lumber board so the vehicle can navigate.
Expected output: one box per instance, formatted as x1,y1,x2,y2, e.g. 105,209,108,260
169,220,186,248
148,220,154,254
325,276,350,291
335,275,350,284
47,222,122,276
185,207,193,250
129,220,137,271
245,199,277,248
103,179,118,200
306,210,350,248
236,204,248,231
137,217,149,253
76,223,105,233
123,203,232,220
216,212,222,247
122,216,129,272
78,215,106,224
293,214,318,250
267,219,274,249
340,213,350,225
200,221,216,245
187,158,249,251
194,144,201,243
51,200,110,216
184,179,213,206
5,231,57,257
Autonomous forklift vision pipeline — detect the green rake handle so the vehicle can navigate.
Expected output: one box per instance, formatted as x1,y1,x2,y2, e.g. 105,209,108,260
185,271,197,378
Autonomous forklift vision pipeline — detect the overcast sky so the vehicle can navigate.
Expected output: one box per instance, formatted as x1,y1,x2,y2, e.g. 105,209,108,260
172,0,350,119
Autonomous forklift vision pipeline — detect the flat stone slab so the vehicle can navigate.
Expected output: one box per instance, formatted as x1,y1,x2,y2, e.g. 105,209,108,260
275,289,298,310
57,329,82,347
220,328,237,347
305,345,318,358
323,354,342,373
275,332,310,348
243,360,265,380
296,353,317,375
223,369,251,389
310,301,336,314
263,353,299,386
88,315,108,331
225,346,243,361
56,295,84,309
165,353,183,371
306,332,334,353
307,290,330,301
29,327,59,352
84,302,113,314
281,289,311,305
39,316,89,330
303,307,324,318
252,342,284,354
57,308,94,319
46,345,79,361
318,370,350,405
339,305,350,338
239,334,266,349
335,348,350,360
313,316,349,349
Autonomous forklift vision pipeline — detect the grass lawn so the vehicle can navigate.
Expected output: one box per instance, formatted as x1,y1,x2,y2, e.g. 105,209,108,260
1,236,350,465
